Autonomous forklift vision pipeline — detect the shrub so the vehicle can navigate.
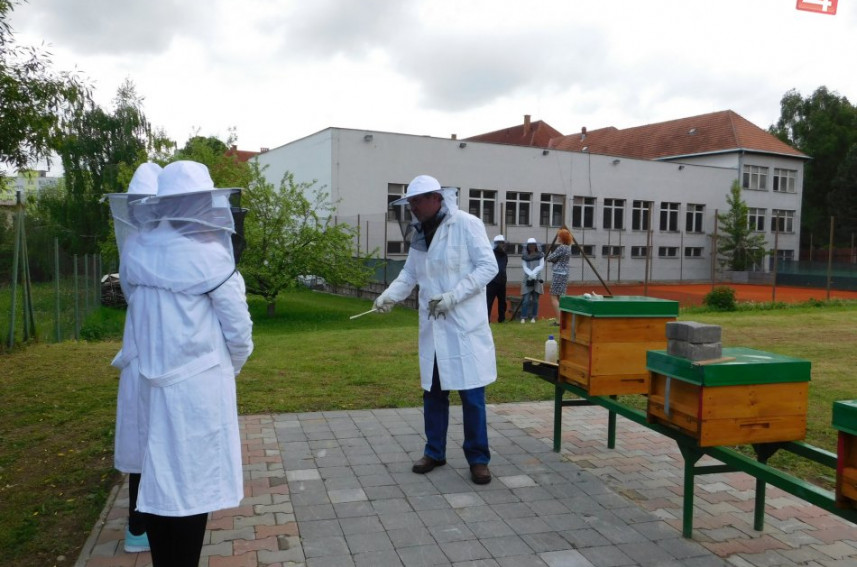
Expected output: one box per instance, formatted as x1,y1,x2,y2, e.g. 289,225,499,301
704,286,736,311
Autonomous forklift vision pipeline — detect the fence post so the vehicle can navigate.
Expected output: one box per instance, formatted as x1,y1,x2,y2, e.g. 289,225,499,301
74,255,80,340
827,217,835,301
54,238,61,342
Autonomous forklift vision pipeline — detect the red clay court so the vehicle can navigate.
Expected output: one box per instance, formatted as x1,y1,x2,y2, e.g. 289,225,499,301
495,281,857,321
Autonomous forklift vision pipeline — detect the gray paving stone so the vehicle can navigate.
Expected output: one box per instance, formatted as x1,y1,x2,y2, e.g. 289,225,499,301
340,515,385,535
578,544,635,567
443,539,492,563
497,555,549,567
346,530,395,553
540,549,596,566
429,522,477,543
480,534,534,558
353,549,404,567
387,526,436,548
419,507,462,527
302,535,350,558
306,555,355,567
398,543,451,567
299,518,343,539
560,528,612,549
466,520,517,539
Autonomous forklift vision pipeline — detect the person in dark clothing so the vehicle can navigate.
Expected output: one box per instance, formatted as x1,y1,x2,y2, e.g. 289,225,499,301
486,234,508,322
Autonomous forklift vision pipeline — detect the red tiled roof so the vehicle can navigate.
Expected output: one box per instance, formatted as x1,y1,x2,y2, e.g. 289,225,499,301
465,116,563,148
549,110,807,160
226,146,265,162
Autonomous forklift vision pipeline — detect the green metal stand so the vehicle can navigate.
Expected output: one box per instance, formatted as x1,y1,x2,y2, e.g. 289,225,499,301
523,359,857,539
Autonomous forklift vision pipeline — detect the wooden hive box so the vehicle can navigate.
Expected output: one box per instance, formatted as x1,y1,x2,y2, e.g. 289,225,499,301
558,295,678,396
832,400,857,508
647,347,811,447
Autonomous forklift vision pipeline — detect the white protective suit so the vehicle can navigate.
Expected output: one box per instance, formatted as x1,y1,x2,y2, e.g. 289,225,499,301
383,193,498,391
113,165,253,517
112,162,160,474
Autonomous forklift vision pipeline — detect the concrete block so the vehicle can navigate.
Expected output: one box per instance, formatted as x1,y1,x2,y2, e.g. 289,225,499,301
667,340,723,361
665,321,722,344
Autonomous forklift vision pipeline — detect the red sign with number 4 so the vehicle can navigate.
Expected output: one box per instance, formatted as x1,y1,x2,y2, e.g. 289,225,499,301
796,0,838,15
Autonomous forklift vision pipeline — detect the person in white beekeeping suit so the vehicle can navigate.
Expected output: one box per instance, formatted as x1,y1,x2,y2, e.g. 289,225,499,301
110,162,160,553
374,174,498,485
110,160,253,566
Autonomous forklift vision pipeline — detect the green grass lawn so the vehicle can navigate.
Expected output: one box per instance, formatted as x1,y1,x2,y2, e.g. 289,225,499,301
1,288,856,566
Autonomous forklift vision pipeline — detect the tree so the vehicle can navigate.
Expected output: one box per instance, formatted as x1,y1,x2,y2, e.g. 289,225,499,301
0,0,87,172
769,87,857,246
173,131,252,189
34,80,168,256
827,145,857,242
716,180,767,271
240,162,373,315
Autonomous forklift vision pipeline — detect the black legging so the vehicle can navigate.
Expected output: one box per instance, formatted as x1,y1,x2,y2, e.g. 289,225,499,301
142,512,208,567
127,473,146,536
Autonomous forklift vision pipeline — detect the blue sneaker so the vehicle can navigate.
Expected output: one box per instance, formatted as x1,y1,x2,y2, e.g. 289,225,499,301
124,527,150,553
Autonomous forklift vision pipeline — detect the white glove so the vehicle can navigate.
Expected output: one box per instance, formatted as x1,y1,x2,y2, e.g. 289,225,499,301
428,292,456,319
374,291,396,314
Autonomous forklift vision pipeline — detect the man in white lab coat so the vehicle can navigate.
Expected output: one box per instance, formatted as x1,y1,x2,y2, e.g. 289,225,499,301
375,175,498,484
112,160,253,566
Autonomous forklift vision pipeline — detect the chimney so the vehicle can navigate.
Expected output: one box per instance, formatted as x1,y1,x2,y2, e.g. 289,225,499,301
230,144,237,151
581,126,587,140
451,133,457,140
260,147,269,153
523,114,531,137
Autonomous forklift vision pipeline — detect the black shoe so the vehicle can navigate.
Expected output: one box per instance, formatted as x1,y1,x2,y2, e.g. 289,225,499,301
470,464,492,484
412,455,446,474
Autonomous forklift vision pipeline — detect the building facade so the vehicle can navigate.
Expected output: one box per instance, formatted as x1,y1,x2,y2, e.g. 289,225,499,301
255,112,805,285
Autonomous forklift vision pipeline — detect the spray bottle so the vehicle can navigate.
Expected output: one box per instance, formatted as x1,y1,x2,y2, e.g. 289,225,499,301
544,335,558,364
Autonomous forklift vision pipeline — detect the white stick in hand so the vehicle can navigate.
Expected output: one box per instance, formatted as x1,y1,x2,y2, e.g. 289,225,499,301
349,308,379,320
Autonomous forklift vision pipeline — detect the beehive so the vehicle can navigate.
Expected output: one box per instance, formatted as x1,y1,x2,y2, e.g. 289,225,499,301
558,295,678,396
647,347,811,447
832,400,857,508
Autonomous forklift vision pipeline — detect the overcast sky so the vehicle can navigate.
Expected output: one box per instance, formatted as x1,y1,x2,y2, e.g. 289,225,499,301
9,0,857,157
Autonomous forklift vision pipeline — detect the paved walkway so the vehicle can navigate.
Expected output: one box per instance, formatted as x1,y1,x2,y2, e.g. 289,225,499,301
76,402,857,567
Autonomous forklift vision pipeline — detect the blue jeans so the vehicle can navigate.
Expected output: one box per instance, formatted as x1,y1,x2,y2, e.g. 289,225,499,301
521,291,539,319
423,361,490,465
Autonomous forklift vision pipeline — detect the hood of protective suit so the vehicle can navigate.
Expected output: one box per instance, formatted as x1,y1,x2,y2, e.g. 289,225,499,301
108,161,239,294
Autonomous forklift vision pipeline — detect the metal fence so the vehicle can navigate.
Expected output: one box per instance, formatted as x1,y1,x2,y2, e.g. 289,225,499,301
1,203,109,352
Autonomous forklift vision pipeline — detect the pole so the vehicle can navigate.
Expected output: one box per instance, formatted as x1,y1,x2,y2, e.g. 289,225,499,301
644,203,653,296
711,209,718,290
827,216,835,301
571,231,612,296
772,215,780,303
54,238,61,342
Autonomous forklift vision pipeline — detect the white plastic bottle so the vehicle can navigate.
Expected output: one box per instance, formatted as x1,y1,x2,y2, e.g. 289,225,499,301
544,335,558,364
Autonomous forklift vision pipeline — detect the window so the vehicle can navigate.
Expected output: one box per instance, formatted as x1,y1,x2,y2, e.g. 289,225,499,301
505,191,531,226
659,202,680,232
572,196,595,229
748,208,766,231
773,168,797,193
684,247,704,258
685,204,704,233
387,241,409,254
776,249,795,262
659,246,679,258
632,200,653,231
631,246,649,258
540,193,565,227
570,244,595,257
771,209,795,233
742,165,768,190
387,183,411,222
602,245,623,257
603,198,625,230
469,189,496,224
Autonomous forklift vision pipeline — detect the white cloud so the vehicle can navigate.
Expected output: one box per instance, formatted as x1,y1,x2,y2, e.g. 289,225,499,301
7,0,857,155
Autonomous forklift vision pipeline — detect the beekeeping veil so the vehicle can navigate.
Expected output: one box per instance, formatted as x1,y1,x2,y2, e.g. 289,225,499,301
107,160,240,294
389,174,459,252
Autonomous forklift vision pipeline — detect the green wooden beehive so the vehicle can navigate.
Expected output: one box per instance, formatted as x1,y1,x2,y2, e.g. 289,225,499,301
646,347,811,447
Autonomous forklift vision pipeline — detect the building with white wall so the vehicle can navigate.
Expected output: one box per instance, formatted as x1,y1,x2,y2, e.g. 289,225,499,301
254,110,806,285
